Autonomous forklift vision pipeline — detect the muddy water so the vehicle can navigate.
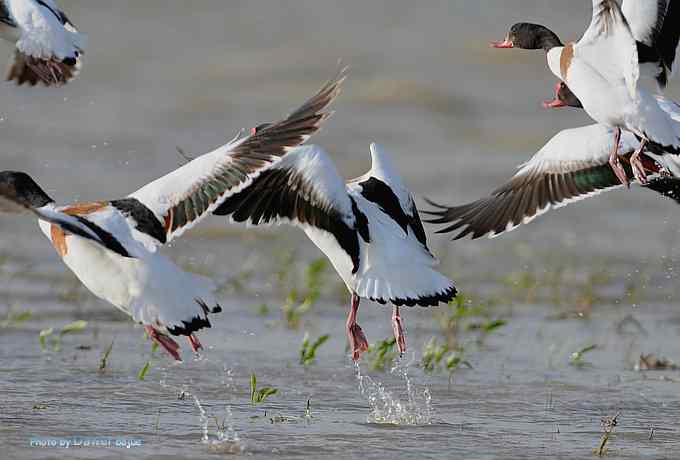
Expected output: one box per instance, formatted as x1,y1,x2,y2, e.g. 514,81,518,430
2,1,680,458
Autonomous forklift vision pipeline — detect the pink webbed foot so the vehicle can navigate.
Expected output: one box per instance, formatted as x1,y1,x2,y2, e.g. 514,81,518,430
187,334,203,353
346,293,370,361
391,306,406,355
348,323,369,361
608,128,629,187
144,325,181,361
630,139,649,185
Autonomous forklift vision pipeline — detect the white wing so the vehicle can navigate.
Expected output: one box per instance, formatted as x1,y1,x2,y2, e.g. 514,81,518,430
424,124,645,240
213,143,356,231
622,0,667,45
576,0,640,98
128,70,344,246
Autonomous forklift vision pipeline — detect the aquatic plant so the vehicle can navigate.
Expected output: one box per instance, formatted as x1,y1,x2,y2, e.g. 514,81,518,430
137,335,158,380
595,412,620,456
304,399,312,419
445,351,472,389
0,307,32,328
299,332,330,366
366,337,398,371
38,328,53,351
137,361,151,380
98,340,114,371
421,337,450,373
250,373,278,404
420,337,471,377
281,257,327,329
38,320,88,352
569,344,598,367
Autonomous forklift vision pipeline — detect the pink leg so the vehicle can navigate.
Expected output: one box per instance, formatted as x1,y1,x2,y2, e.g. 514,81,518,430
346,293,369,361
144,325,181,361
630,139,649,185
187,334,202,352
391,306,406,355
608,128,629,187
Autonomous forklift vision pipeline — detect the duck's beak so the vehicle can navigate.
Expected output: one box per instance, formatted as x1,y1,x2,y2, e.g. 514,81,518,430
490,38,514,48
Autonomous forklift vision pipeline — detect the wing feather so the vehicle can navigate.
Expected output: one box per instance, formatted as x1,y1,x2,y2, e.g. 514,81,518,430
129,68,345,245
422,124,643,240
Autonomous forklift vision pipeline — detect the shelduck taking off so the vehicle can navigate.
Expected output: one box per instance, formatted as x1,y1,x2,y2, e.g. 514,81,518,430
213,142,457,360
424,120,680,240
491,0,680,187
0,71,343,360
0,0,86,86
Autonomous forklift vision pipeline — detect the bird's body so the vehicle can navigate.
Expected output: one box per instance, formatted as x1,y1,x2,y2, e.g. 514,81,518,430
36,212,218,334
0,0,85,86
215,143,456,359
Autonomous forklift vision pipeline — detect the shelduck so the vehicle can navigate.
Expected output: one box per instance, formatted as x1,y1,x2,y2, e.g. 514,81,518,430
0,71,343,360
213,142,457,360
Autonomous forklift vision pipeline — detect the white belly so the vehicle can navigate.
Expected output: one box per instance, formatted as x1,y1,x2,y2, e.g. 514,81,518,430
37,220,217,331
303,226,356,292
38,220,139,316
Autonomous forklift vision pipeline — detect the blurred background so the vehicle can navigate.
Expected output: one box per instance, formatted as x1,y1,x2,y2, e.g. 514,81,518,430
2,2,680,458
2,0,680,275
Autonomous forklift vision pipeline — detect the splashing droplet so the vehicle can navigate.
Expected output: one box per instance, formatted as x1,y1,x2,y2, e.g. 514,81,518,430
355,356,433,425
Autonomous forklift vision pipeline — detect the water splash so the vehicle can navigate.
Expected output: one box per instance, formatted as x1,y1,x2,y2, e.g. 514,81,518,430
160,361,244,453
355,355,433,425
193,395,209,443
192,394,244,454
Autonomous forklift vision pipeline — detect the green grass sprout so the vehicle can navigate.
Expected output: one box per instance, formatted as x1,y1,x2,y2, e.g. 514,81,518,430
366,337,398,371
570,344,598,367
250,373,278,404
299,333,330,366
99,340,114,371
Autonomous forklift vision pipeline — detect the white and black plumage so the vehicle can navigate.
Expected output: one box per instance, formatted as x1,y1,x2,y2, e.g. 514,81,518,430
213,142,457,360
0,0,85,86
0,72,342,360
491,0,680,186
424,113,680,240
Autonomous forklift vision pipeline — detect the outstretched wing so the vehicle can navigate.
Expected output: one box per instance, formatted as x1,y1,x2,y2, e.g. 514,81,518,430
213,144,368,273
128,68,345,247
423,124,647,240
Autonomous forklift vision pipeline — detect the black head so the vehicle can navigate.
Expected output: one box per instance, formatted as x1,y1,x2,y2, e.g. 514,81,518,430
0,171,54,208
492,23,563,52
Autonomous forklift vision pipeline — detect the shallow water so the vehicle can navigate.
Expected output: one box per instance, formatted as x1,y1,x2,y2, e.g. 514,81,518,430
2,1,680,458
